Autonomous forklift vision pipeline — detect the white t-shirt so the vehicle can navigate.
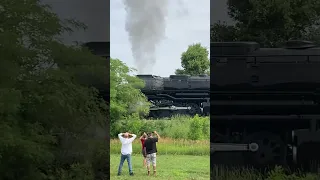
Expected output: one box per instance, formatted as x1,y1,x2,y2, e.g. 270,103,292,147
118,133,137,155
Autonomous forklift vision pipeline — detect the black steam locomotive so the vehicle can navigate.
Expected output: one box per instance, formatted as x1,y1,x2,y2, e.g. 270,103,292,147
210,40,320,170
137,74,210,118
83,41,109,101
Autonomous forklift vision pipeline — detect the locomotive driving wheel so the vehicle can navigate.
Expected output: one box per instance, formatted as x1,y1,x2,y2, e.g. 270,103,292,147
185,103,201,116
172,102,188,115
158,110,172,118
149,110,172,119
243,131,286,167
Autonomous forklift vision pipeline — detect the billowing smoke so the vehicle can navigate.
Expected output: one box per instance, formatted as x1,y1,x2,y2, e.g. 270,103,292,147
123,0,169,74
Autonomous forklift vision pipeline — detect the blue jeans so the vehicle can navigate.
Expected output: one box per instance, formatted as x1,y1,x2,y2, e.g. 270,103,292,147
118,154,133,174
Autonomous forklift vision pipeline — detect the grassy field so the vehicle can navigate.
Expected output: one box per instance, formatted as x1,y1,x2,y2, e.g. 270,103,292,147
110,138,209,156
110,154,210,180
110,138,210,179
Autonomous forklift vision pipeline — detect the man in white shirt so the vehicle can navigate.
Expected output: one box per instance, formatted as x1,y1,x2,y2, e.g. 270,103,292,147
117,132,137,176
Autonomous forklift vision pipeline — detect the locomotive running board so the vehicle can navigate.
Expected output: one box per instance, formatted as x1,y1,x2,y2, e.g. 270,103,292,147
211,143,259,153
211,115,320,120
150,106,191,111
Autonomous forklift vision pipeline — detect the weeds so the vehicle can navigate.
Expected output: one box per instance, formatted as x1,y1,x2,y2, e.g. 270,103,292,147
110,137,209,156
211,166,320,180
110,115,210,140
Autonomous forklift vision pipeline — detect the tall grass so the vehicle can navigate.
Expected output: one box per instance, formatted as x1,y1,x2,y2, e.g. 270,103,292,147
110,115,210,140
110,137,209,156
211,166,320,180
211,166,264,180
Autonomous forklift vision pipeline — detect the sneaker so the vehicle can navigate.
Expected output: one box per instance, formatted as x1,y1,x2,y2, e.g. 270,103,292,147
130,172,134,176
117,173,121,176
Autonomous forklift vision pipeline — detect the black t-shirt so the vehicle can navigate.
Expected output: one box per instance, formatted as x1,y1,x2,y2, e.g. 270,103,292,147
143,137,158,154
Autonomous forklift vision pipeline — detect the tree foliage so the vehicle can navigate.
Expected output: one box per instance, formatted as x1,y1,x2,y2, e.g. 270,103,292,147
211,0,320,46
110,58,150,123
175,43,210,76
1,0,109,179
210,21,238,42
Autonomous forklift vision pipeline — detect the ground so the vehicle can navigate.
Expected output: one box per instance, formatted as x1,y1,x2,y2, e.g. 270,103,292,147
110,154,210,180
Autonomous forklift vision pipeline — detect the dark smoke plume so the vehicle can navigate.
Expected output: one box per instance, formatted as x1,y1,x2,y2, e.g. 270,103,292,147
123,0,168,74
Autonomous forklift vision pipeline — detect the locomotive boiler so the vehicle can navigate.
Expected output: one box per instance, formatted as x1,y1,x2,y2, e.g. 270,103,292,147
210,40,320,170
137,74,210,118
83,41,110,101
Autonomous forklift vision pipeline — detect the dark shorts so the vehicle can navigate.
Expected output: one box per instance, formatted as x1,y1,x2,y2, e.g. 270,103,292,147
142,149,147,158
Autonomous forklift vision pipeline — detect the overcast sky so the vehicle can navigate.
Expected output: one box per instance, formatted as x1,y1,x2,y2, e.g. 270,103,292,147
211,0,233,25
42,0,232,43
111,0,210,77
41,0,234,76
42,0,109,44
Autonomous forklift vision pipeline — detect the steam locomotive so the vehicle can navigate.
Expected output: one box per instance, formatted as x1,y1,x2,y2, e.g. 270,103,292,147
83,41,110,101
136,74,210,118
210,40,320,171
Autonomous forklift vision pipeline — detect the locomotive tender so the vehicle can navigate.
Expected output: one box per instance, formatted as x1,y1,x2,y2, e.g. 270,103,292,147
210,40,320,170
137,74,210,118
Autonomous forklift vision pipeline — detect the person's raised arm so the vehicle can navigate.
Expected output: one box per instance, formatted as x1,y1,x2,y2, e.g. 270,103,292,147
153,131,160,139
118,133,123,138
125,133,136,144
139,132,146,140
118,133,125,143
129,133,137,140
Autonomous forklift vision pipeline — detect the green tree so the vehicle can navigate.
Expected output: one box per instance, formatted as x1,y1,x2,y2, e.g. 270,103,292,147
1,0,108,179
175,43,210,76
211,0,320,46
110,58,150,123
210,21,238,42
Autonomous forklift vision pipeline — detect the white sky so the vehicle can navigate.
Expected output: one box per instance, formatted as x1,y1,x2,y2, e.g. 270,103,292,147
211,0,233,25
42,0,110,44
111,0,210,77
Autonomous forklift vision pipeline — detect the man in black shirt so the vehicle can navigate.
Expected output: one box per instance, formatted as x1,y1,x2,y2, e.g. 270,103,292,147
143,131,160,176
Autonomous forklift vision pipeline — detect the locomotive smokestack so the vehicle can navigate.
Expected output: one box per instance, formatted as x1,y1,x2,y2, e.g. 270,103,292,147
123,0,169,74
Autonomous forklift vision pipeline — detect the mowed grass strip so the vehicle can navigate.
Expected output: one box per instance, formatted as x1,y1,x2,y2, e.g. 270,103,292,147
110,154,210,180
110,138,209,156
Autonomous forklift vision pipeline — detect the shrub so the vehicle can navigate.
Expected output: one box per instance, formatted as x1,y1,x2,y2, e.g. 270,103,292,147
188,115,209,140
110,115,210,140
52,163,94,180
